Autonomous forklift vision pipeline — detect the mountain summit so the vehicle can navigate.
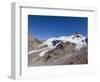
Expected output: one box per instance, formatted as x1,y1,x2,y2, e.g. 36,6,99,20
38,32,87,50
28,32,88,66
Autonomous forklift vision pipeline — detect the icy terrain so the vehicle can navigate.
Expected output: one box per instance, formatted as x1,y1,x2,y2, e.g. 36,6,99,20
29,33,87,57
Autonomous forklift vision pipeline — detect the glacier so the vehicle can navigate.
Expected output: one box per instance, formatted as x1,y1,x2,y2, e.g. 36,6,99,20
28,33,87,57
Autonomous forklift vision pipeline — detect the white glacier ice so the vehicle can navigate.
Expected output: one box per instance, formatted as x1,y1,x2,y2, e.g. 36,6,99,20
29,33,87,57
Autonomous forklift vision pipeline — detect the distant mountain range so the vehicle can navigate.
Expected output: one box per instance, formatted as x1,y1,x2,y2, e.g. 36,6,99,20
28,32,88,66
28,33,42,51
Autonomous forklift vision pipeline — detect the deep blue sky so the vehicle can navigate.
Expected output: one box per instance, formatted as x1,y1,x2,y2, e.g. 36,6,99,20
28,15,88,40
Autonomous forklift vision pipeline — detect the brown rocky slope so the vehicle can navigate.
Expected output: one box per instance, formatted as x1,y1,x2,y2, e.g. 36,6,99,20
28,40,88,66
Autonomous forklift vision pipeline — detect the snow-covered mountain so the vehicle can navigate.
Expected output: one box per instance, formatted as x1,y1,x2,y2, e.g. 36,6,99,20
28,32,88,66
39,32,87,50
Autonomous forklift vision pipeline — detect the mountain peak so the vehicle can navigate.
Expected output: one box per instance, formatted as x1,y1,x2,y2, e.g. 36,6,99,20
28,32,88,66
39,32,87,50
